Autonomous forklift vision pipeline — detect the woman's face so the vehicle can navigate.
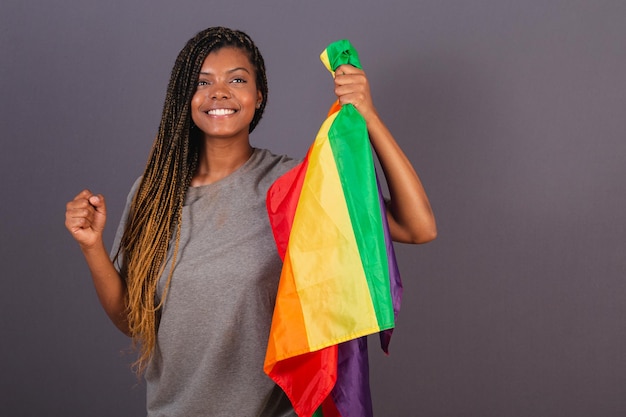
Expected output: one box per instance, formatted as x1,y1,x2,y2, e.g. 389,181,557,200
191,47,262,142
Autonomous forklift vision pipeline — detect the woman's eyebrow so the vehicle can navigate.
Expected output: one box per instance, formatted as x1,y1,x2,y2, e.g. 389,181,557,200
199,67,251,76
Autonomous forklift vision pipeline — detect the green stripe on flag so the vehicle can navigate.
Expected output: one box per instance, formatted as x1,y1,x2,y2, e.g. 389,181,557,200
324,39,363,71
327,104,394,330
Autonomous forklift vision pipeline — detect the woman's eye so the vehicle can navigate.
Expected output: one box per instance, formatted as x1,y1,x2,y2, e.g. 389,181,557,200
232,78,246,84
197,80,208,86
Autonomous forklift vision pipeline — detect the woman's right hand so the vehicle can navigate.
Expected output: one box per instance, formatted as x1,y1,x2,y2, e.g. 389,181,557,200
65,190,130,336
65,189,107,249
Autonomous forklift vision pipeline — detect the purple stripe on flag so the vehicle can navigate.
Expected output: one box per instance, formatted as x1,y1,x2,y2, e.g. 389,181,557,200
332,337,373,417
377,176,403,353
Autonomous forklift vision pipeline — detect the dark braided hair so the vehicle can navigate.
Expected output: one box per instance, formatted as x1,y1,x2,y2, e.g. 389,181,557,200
116,27,268,374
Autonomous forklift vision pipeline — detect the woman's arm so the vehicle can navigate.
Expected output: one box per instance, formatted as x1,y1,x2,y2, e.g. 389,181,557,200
65,190,131,335
334,64,437,244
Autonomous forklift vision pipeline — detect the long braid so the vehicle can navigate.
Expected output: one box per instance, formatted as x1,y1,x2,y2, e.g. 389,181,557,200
116,27,269,374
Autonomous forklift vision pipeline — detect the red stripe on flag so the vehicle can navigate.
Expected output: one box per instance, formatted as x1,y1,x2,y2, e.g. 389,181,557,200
321,394,342,417
268,346,338,417
266,156,310,260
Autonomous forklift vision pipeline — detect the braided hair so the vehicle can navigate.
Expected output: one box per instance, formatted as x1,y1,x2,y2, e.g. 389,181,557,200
116,27,268,374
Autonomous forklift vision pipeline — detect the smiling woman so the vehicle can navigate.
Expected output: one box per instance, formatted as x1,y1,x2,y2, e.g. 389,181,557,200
64,26,435,417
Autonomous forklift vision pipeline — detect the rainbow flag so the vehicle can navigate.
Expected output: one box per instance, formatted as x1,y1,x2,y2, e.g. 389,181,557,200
264,40,402,417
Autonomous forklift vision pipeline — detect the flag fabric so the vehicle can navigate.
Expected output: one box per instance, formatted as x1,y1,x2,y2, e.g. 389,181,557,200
264,39,403,417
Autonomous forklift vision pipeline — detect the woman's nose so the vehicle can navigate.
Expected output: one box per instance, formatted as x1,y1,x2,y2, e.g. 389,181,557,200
209,82,231,99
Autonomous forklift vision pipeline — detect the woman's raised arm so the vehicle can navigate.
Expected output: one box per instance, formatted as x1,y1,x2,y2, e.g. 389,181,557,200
334,64,437,244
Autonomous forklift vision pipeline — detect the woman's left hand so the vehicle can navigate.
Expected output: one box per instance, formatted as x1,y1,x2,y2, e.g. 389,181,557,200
334,64,379,124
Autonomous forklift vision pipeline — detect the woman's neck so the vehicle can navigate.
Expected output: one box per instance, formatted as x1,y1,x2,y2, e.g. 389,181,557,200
191,139,254,186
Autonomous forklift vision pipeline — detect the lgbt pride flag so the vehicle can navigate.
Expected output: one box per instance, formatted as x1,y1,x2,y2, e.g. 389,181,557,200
264,40,402,417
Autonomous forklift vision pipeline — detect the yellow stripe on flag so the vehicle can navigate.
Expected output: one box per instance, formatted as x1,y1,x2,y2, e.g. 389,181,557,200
288,114,380,351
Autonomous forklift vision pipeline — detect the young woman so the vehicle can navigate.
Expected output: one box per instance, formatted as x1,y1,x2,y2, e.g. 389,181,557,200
65,27,436,416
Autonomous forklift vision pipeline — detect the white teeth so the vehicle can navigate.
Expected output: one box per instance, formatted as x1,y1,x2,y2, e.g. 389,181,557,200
207,109,236,116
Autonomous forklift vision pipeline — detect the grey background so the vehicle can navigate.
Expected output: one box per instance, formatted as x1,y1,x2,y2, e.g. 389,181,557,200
1,0,625,416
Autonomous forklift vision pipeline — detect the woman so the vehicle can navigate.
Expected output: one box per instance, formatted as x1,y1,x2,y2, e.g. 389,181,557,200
65,27,436,416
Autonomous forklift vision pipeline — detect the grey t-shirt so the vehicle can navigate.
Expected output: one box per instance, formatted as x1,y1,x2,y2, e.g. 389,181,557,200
112,148,299,417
